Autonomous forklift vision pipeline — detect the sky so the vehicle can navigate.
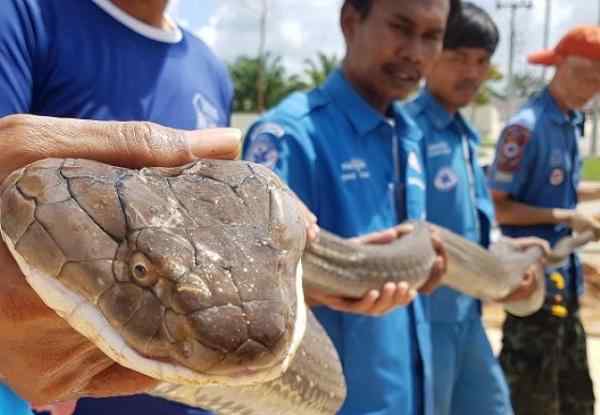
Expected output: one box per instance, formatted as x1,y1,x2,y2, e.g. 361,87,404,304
167,0,600,81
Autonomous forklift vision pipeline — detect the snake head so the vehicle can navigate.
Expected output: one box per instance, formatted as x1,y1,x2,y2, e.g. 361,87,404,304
1,158,307,386
102,160,308,384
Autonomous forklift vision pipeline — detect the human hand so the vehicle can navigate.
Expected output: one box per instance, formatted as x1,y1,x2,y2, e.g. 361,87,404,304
567,210,600,240
0,115,241,404
305,223,444,315
498,264,541,303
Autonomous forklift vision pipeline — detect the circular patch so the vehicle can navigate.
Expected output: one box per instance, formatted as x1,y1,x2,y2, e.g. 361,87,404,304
502,142,520,159
434,167,458,191
246,135,279,170
549,168,564,186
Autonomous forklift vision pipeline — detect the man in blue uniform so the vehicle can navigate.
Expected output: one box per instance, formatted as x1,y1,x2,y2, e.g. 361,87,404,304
406,4,544,414
243,0,460,413
0,0,233,413
488,26,600,415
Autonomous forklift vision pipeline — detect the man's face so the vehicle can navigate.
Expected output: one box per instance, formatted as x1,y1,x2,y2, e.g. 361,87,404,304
426,48,493,110
558,56,600,109
343,0,449,102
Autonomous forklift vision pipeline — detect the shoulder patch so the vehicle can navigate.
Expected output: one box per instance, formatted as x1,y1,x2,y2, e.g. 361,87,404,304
250,122,285,140
496,125,531,173
246,123,285,169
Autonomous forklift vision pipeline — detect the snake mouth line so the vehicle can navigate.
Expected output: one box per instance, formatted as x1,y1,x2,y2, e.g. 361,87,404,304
2,222,307,387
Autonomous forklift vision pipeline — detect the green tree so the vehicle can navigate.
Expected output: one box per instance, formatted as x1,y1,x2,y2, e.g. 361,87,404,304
304,52,340,87
229,53,307,112
474,65,504,106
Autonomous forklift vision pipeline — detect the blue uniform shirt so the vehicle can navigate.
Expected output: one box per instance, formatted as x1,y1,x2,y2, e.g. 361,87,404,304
243,70,433,415
0,1,232,414
488,87,584,298
406,89,495,322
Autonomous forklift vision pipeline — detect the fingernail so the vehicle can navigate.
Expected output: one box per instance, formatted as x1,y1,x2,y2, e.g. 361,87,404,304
187,128,242,157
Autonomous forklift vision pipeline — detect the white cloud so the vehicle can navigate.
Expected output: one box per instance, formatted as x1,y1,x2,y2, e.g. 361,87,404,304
279,19,304,49
171,0,597,79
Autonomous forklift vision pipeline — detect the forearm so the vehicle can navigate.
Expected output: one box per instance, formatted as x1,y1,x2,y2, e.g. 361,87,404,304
577,182,600,202
494,197,573,227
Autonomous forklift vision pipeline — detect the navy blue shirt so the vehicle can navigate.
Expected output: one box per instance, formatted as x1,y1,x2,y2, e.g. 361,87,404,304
0,0,232,126
243,70,433,415
488,87,584,298
0,1,232,413
406,89,495,322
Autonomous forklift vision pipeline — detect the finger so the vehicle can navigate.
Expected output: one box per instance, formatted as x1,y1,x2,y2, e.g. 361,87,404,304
344,290,381,313
393,282,416,306
351,228,398,245
310,290,380,314
368,282,397,315
419,256,445,294
393,223,415,237
0,115,242,180
288,192,319,241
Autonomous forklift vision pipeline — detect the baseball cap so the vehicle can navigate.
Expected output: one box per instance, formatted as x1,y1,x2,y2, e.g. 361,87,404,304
528,25,600,66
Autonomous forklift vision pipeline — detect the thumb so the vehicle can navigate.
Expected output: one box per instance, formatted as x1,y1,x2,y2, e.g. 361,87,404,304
0,115,241,180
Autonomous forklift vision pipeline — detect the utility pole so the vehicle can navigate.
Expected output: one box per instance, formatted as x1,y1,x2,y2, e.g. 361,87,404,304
496,1,533,97
541,0,552,82
256,0,268,112
241,0,270,112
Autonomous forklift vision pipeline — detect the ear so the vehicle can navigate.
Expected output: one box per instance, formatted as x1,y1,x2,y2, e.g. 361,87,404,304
340,3,359,43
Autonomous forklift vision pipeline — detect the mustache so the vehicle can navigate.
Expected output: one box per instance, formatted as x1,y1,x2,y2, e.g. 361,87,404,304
381,62,421,79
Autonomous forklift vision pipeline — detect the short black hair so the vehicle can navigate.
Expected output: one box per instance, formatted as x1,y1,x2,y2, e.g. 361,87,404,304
444,2,499,54
343,0,462,24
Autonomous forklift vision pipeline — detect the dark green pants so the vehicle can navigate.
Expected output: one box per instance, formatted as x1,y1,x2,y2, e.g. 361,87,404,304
499,307,595,415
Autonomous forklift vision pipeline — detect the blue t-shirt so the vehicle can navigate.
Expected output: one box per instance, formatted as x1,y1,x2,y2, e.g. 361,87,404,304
243,70,433,415
0,0,232,413
488,87,584,299
0,0,232,127
406,89,495,322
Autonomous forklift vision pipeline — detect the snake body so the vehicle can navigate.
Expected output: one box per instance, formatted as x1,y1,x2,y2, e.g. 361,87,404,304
0,158,592,414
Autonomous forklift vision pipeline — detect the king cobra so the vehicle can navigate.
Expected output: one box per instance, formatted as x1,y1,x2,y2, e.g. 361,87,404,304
0,158,593,415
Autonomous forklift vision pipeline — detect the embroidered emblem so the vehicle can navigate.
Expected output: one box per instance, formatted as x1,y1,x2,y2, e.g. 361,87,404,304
434,167,458,191
341,158,370,182
549,168,565,186
250,122,285,140
497,125,531,172
247,135,279,169
427,141,452,158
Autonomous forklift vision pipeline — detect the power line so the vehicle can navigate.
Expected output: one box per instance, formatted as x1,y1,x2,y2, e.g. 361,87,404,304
496,1,533,97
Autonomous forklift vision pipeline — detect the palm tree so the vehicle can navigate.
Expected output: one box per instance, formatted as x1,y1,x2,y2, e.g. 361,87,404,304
304,52,340,87
229,53,308,112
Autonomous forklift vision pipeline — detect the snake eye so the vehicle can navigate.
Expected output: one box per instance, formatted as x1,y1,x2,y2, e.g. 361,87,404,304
130,253,158,287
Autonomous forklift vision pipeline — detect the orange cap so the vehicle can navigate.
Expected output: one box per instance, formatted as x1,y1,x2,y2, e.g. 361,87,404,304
528,25,600,66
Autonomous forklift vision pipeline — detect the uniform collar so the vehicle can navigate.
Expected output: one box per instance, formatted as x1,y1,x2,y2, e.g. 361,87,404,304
322,69,400,137
413,88,480,143
542,87,583,127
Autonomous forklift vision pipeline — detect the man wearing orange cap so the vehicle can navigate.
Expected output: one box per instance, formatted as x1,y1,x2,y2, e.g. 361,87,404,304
488,26,600,415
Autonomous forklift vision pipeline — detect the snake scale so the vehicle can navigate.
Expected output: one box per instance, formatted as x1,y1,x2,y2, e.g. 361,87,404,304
0,158,592,415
